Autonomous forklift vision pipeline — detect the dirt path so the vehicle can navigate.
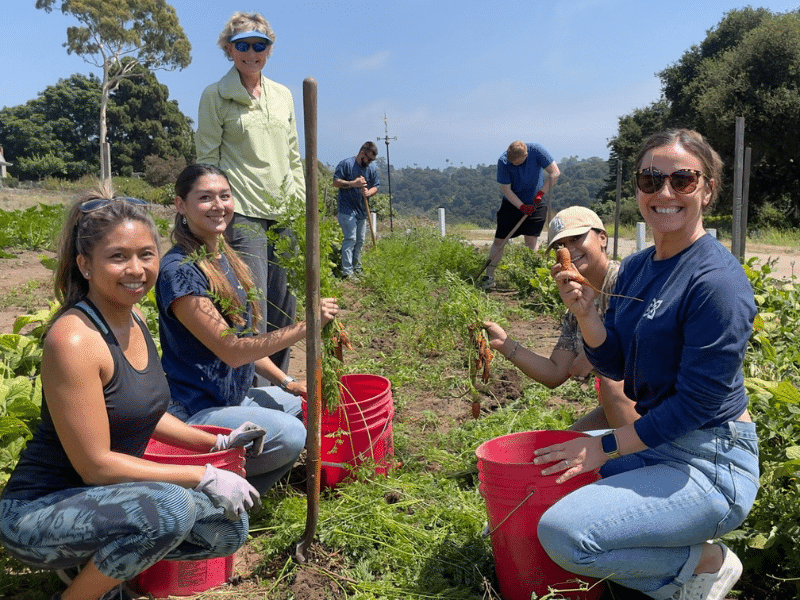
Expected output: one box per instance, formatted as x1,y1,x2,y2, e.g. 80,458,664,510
464,229,800,280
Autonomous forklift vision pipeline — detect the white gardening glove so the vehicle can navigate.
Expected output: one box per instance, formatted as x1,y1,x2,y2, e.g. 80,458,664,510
211,422,266,458
194,464,262,521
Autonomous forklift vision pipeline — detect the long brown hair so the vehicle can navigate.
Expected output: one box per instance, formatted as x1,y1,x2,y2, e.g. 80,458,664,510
51,184,159,328
173,164,261,328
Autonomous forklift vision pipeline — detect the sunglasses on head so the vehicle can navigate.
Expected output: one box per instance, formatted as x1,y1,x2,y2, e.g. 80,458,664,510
635,168,704,195
233,40,270,53
79,197,148,214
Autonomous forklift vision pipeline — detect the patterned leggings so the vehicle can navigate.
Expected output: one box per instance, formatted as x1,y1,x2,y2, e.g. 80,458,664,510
0,481,249,581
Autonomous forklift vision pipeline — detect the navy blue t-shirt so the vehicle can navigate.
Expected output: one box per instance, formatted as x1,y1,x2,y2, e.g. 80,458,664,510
496,142,554,205
156,246,255,415
334,155,380,219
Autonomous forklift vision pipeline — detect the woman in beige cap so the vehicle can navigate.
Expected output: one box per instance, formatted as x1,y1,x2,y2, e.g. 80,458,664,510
483,205,638,430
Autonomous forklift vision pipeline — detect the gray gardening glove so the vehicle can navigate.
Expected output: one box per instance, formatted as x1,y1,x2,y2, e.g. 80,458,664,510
211,422,266,458
195,464,262,521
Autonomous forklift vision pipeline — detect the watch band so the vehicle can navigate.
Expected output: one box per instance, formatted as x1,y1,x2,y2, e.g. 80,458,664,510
280,376,294,390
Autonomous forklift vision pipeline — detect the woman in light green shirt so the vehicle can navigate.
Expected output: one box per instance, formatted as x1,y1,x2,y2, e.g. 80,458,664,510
196,11,305,375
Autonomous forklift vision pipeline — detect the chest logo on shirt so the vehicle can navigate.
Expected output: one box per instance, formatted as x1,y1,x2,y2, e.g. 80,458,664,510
644,298,663,320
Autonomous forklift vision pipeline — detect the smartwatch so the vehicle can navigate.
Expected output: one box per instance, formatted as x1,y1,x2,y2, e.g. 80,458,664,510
279,376,294,391
601,432,620,459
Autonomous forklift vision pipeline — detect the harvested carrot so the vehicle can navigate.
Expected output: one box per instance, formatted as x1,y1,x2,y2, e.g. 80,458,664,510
556,247,591,286
471,400,481,420
555,247,643,301
468,324,494,384
331,319,353,362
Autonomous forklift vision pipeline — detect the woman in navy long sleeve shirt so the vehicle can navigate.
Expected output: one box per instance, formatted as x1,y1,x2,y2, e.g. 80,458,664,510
535,129,759,600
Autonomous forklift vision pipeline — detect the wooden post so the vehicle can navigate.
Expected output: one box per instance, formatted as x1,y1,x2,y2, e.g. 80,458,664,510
613,159,622,260
731,118,745,262
740,146,751,261
296,77,320,563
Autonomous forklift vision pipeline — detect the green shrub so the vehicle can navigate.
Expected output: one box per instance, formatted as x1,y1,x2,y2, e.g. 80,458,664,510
143,155,187,188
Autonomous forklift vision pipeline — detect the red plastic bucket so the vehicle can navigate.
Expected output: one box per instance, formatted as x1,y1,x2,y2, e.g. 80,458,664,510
303,374,394,489
132,425,244,598
476,430,605,600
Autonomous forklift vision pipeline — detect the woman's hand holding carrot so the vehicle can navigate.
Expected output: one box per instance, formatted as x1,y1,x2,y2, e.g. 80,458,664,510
320,298,339,327
551,250,597,320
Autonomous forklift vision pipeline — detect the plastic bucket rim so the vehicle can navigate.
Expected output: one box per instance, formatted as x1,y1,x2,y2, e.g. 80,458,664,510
143,424,234,460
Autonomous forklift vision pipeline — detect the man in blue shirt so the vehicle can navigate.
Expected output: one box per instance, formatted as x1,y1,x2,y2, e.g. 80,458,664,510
333,141,381,279
480,140,560,289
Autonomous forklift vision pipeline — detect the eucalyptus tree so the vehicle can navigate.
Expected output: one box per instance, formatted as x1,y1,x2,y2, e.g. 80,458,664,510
35,0,191,179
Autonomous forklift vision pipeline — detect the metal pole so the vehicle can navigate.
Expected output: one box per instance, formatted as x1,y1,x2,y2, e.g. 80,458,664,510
296,77,320,563
378,114,397,232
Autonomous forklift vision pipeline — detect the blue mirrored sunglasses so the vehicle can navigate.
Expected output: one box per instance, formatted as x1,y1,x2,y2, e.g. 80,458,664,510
79,197,148,213
233,41,270,53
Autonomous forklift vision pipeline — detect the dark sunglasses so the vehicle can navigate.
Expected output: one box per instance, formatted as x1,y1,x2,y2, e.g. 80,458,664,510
635,168,704,195
361,152,377,164
233,41,270,53
79,197,148,213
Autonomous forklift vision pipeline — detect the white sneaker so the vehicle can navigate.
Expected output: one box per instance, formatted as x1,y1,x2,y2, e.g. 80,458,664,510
672,543,742,600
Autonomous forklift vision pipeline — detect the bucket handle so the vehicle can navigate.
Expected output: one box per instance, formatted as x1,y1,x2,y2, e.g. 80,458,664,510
481,487,536,538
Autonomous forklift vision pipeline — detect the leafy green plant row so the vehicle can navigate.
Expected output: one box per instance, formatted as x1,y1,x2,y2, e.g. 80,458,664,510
1,211,799,598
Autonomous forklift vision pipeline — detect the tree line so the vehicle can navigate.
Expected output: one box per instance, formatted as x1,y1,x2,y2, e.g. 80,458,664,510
3,5,799,228
598,6,800,228
363,156,607,228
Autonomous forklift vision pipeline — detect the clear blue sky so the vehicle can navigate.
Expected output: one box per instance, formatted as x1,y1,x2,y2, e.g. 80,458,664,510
2,1,799,169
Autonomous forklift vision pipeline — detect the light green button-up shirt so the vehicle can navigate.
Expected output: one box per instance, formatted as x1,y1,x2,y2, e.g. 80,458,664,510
196,66,305,219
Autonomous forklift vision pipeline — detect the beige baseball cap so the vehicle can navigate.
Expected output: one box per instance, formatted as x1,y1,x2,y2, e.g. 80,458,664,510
547,206,606,250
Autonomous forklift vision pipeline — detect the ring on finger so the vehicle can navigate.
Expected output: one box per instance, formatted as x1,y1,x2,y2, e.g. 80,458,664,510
563,459,570,468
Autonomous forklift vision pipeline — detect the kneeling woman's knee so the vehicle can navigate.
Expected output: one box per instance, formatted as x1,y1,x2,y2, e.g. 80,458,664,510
538,507,580,570
143,482,200,538
284,418,307,459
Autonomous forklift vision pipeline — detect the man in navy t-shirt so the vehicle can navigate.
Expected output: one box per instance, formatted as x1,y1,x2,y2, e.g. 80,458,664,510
333,141,381,278
479,140,560,289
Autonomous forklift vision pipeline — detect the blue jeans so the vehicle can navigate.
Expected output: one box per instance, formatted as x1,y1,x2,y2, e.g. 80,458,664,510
168,387,306,494
225,213,297,374
537,421,759,599
0,482,248,580
338,213,366,276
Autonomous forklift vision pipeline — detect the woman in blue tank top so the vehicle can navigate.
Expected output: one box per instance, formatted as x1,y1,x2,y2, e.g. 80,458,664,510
0,190,262,600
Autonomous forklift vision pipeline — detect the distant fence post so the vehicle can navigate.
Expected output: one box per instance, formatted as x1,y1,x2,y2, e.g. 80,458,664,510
636,222,646,251
438,207,446,237
613,159,622,260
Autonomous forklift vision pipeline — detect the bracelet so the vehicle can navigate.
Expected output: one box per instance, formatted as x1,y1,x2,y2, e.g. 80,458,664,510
507,340,520,360
279,376,294,390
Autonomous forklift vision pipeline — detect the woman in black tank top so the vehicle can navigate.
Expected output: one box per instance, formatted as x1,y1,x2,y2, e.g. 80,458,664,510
0,189,262,600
